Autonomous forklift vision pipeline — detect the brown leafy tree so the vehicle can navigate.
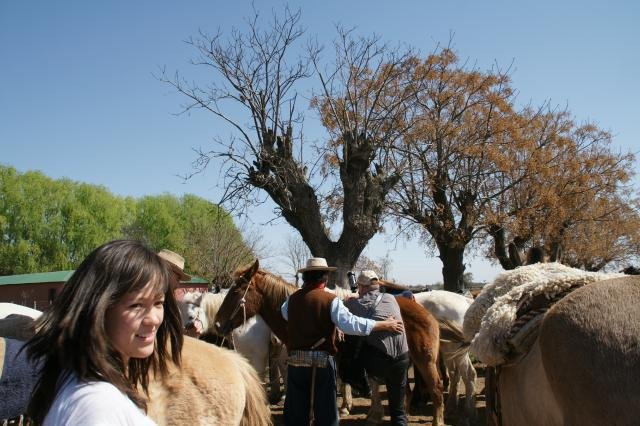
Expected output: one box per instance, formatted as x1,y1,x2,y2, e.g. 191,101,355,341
486,115,638,271
160,8,420,287
387,48,534,292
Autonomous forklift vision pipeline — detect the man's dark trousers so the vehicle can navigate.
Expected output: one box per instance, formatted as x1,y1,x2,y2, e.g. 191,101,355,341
283,356,339,426
363,349,410,425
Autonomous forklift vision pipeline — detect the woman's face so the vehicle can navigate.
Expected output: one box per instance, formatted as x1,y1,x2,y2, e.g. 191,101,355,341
105,279,165,364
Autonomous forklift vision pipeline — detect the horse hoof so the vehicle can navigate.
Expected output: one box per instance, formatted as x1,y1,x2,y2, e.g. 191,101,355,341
339,408,350,415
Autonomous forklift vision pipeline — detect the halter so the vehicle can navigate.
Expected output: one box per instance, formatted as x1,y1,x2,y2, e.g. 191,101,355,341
226,276,253,330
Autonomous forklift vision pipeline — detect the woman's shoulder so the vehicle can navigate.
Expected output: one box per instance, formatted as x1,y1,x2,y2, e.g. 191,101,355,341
57,376,126,402
45,375,156,426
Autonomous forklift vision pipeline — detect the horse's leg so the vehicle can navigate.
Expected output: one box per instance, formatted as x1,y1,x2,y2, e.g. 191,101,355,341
338,380,353,415
461,354,477,420
268,337,285,403
414,358,444,426
444,357,460,417
404,367,413,415
366,376,384,424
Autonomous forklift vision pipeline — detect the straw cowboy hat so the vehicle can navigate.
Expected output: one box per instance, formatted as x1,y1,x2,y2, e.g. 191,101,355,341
297,257,338,273
356,270,379,286
157,249,192,281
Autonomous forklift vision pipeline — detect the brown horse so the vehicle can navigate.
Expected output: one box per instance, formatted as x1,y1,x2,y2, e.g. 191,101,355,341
214,259,445,425
469,266,640,425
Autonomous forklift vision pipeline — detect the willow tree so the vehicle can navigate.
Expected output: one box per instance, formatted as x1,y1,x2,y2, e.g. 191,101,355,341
160,8,420,286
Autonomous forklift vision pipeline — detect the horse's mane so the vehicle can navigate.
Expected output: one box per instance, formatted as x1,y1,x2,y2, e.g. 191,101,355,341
254,270,298,315
201,292,226,326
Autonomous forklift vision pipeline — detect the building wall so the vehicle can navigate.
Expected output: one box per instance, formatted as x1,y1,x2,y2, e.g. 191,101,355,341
1,282,209,309
0,282,63,310
174,285,209,301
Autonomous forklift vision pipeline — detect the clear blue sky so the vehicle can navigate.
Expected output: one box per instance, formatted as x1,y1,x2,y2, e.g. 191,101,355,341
2,0,638,284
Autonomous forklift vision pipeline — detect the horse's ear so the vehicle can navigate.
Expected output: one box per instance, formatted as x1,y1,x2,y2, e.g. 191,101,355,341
249,259,260,275
241,259,259,282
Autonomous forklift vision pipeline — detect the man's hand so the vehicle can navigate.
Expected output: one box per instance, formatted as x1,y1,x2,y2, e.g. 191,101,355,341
373,315,404,333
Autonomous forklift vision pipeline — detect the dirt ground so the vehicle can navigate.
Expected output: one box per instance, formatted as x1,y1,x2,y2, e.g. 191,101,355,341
270,364,487,425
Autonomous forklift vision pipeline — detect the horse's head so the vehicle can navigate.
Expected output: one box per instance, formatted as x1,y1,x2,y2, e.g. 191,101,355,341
179,291,206,337
214,259,264,335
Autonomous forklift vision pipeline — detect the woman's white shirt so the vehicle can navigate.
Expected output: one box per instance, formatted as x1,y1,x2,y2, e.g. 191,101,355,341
43,373,156,426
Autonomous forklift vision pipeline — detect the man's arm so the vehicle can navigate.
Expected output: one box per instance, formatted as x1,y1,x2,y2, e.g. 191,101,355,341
280,297,289,321
331,298,404,336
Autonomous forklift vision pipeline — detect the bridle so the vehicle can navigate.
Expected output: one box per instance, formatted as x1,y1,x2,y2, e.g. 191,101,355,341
221,276,253,335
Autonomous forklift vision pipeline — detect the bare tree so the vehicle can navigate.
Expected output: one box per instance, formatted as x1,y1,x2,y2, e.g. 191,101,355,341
185,215,267,288
281,233,311,281
160,7,420,287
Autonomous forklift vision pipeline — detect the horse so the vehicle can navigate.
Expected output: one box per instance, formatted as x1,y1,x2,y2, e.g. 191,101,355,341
413,290,477,421
465,263,639,425
0,303,42,341
179,290,288,403
0,303,42,320
214,260,445,426
148,336,271,426
0,333,271,425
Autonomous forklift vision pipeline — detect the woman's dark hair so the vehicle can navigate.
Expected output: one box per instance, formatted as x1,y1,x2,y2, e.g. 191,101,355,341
25,240,184,424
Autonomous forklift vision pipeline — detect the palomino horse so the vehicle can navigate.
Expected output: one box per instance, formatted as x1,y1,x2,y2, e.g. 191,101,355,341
465,263,640,425
0,334,271,425
148,336,271,426
413,290,477,421
214,260,445,426
179,291,288,403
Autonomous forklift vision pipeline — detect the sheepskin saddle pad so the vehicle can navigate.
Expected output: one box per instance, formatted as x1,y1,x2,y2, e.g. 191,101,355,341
470,263,622,366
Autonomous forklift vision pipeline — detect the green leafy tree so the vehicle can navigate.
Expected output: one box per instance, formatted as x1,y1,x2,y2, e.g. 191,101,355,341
0,166,253,280
0,166,130,274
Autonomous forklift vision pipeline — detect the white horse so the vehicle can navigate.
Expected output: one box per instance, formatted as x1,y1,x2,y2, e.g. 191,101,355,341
0,303,42,341
179,291,287,402
0,303,42,320
413,290,477,422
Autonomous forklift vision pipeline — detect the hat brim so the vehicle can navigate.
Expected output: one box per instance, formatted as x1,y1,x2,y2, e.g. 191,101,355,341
170,264,192,281
297,266,337,273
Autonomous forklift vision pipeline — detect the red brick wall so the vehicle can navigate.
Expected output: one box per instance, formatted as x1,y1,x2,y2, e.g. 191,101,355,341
0,282,63,310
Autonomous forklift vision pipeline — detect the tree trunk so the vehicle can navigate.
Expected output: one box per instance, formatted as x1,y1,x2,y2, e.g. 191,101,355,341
439,245,466,293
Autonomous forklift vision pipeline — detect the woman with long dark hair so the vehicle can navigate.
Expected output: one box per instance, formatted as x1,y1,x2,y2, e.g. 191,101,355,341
24,240,183,425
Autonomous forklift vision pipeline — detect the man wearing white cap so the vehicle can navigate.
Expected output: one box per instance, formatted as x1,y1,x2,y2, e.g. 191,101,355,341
345,270,410,425
281,258,404,426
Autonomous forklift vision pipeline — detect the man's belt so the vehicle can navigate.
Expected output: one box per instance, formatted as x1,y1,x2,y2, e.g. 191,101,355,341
287,350,331,368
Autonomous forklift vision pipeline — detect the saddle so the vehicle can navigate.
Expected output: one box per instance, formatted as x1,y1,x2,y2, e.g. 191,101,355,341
471,265,621,367
503,282,584,365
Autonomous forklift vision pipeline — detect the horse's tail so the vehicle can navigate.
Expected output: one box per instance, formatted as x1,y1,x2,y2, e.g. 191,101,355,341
438,318,471,361
236,353,273,426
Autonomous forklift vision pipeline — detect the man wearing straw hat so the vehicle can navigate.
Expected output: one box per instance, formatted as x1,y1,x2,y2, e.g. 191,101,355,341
281,257,404,426
157,249,192,282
